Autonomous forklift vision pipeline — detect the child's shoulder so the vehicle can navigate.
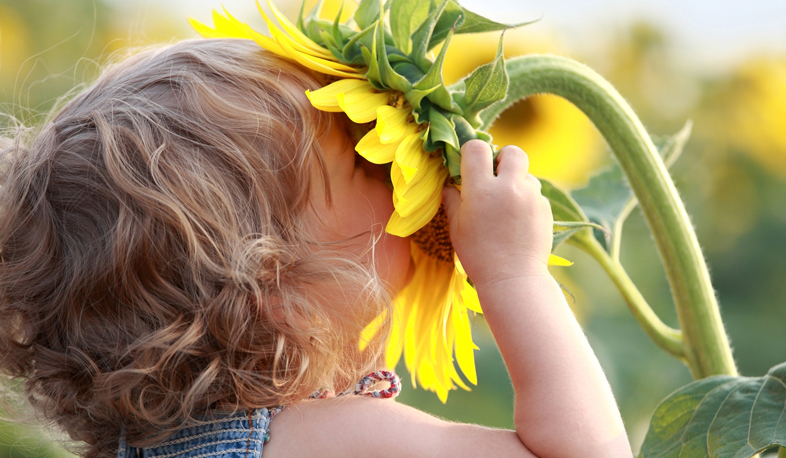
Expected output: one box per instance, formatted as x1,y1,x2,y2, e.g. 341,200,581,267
262,396,535,458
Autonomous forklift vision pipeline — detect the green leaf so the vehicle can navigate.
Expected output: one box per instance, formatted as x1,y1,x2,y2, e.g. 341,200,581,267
654,120,692,169
460,32,509,128
639,361,786,458
539,179,592,249
428,1,537,50
389,0,432,54
571,120,693,252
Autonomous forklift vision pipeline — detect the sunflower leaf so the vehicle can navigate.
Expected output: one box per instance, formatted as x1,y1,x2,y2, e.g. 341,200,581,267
428,0,536,50
460,32,509,128
571,121,693,253
538,179,593,249
390,0,432,54
639,361,786,458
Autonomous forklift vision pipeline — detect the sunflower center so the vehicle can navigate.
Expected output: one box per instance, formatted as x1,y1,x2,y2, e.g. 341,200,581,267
412,205,454,264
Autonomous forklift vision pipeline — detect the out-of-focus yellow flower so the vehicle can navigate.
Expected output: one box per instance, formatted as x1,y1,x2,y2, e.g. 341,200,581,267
726,59,786,177
441,31,603,188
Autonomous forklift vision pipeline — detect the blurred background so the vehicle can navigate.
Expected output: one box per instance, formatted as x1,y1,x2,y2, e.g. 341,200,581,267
1,0,785,456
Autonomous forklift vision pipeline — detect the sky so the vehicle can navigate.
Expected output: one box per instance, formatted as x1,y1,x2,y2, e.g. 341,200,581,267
120,0,786,72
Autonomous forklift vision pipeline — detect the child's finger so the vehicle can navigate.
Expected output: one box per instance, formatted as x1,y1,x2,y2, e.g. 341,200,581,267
495,145,530,181
460,140,493,188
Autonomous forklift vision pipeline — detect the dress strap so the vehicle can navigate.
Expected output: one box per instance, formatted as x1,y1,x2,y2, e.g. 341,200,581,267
309,370,401,400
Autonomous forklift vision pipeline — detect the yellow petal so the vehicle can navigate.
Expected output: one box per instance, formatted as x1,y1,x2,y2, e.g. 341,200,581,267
386,194,441,237
358,310,386,351
213,8,249,37
376,105,412,144
460,280,482,314
337,90,390,123
261,0,335,60
385,303,406,370
356,129,398,164
259,10,362,78
188,16,232,38
391,160,446,218
305,79,370,111
452,300,477,385
394,133,429,183
548,254,574,266
222,7,289,57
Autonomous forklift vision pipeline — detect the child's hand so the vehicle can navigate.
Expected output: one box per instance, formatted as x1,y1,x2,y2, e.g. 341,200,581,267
442,140,554,288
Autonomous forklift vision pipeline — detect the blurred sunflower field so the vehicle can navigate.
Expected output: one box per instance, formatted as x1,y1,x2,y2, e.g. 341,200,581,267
1,0,785,456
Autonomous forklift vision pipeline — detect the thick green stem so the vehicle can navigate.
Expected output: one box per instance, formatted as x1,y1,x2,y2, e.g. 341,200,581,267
485,54,736,378
779,446,786,458
572,235,684,358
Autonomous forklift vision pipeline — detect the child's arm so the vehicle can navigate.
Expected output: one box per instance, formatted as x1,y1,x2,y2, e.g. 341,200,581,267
265,140,632,458
439,140,631,458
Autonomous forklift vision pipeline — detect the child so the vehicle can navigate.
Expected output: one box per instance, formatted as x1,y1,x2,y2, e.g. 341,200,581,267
0,39,632,458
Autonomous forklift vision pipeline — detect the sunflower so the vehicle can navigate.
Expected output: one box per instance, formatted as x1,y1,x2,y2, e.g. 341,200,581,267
190,0,570,402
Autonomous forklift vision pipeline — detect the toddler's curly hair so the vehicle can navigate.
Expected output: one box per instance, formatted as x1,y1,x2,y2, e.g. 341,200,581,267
0,39,390,458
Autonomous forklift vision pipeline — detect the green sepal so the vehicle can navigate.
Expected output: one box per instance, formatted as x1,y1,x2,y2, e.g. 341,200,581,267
475,130,493,144
412,21,461,113
459,32,509,127
389,0,432,54
409,0,451,72
411,98,431,124
405,86,437,111
428,107,459,149
386,46,410,63
393,62,425,83
360,32,383,88
421,128,441,153
298,0,324,35
331,1,347,46
342,22,376,64
319,30,344,60
354,0,384,30
429,1,537,50
445,144,462,179
374,17,413,92
452,115,478,145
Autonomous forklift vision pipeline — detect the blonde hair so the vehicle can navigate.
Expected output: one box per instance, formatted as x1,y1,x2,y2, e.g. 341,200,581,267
0,39,390,458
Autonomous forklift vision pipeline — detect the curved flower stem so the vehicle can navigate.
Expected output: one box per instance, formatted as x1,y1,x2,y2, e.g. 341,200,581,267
485,54,736,378
571,235,685,359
